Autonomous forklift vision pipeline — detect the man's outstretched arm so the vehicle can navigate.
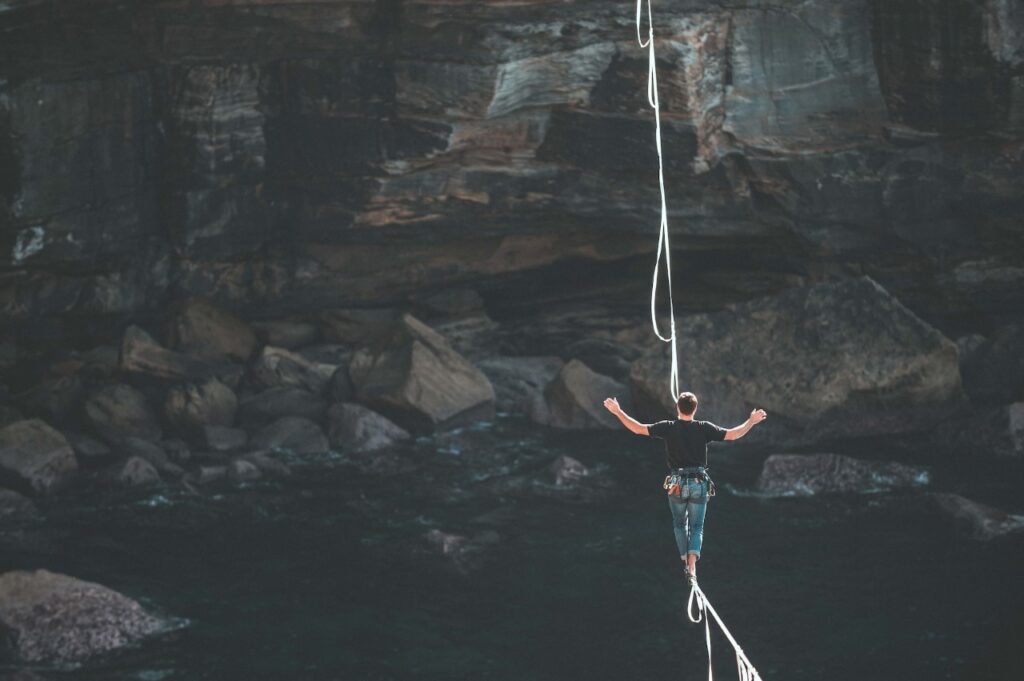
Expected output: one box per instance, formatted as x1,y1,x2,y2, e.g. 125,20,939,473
723,408,768,441
602,397,651,436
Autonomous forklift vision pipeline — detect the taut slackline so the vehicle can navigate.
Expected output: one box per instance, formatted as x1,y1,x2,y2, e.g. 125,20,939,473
634,2,764,680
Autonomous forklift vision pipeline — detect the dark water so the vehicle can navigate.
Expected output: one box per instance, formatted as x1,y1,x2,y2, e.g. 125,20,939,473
3,417,1022,681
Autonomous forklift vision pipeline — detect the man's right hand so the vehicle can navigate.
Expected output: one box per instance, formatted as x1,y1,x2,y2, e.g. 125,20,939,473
603,397,621,414
749,408,767,425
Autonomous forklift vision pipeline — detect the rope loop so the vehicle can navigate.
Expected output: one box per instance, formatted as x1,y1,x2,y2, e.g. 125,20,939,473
636,0,680,400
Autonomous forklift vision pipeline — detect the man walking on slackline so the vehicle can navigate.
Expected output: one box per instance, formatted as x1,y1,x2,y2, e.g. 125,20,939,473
603,393,767,584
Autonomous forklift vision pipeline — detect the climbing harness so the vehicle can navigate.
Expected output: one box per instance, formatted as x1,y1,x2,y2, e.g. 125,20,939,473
662,469,716,497
636,3,763,680
636,0,680,402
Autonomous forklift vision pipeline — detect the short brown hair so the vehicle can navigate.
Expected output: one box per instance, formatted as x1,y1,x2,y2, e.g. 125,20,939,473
676,392,698,416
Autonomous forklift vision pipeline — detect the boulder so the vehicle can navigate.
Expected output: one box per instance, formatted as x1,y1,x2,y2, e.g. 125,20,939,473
549,455,589,486
250,416,330,455
631,278,964,443
326,403,410,452
563,338,640,382
478,356,564,415
236,386,328,424
0,569,168,663
0,420,79,494
755,453,930,496
202,425,248,453
533,359,628,430
63,430,114,465
163,379,238,435
349,314,494,432
929,493,1024,541
117,437,183,479
84,383,162,445
120,325,243,387
164,297,257,362
424,528,499,574
193,465,227,486
251,345,337,395
227,458,262,483
238,450,292,478
250,319,319,350
117,457,161,487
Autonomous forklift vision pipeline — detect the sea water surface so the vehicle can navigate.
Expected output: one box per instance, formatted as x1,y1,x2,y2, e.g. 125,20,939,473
2,417,1021,681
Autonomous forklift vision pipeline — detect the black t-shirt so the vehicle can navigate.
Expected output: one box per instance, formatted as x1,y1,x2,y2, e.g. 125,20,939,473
648,419,728,469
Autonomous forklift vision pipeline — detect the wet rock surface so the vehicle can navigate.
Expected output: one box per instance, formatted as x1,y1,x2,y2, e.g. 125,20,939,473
929,493,1024,541
0,420,78,494
327,403,410,453
533,359,629,430
756,453,930,496
0,569,170,663
632,278,964,443
349,315,495,433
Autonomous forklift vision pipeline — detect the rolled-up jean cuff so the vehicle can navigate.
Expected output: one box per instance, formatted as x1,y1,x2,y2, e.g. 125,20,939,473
687,550,700,559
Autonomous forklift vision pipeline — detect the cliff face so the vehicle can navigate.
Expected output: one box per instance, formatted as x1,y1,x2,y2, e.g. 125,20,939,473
1,0,1022,344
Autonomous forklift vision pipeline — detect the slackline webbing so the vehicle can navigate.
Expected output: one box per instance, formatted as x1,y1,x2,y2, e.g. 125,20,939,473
636,2,764,679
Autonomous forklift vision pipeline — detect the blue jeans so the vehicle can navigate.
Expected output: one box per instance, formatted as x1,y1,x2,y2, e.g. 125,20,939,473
667,468,709,559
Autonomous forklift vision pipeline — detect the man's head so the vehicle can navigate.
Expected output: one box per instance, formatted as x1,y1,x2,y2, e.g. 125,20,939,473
676,392,698,419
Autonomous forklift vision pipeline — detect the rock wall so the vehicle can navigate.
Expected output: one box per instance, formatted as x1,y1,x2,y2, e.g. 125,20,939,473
1,0,1022,350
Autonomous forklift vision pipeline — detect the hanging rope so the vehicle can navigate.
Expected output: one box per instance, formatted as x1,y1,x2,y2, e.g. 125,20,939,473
636,0,680,401
637,3,764,680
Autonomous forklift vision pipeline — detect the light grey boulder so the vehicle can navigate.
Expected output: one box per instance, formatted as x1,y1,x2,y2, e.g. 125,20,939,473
349,314,495,433
163,378,238,435
0,569,169,663
120,325,242,387
238,450,292,478
533,359,628,430
251,416,329,455
117,456,161,487
755,453,930,496
632,277,964,444
227,459,262,483
326,403,410,452
251,345,338,395
0,419,78,494
929,494,1024,541
478,356,564,415
549,455,589,486
84,383,162,445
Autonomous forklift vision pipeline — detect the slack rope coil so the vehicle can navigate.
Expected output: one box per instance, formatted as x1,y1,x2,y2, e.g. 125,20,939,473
636,0,680,401
637,2,764,680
